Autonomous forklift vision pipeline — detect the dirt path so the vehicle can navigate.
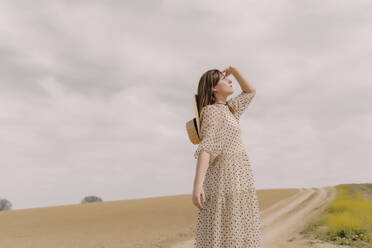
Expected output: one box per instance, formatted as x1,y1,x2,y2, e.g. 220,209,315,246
263,186,340,247
173,186,342,248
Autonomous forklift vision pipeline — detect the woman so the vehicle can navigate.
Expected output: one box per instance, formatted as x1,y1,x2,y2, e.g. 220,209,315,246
192,65,263,247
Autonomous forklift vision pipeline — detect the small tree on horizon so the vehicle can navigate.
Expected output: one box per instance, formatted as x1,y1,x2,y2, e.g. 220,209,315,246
81,195,103,204
0,198,12,211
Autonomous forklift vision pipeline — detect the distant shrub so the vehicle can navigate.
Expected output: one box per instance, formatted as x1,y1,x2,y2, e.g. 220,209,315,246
0,198,12,211
81,196,103,204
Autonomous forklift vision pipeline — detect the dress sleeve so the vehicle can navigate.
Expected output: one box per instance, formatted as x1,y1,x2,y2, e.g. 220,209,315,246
228,90,255,119
193,105,224,164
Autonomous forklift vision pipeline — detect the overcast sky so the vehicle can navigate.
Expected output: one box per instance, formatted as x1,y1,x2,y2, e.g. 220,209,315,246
0,0,371,210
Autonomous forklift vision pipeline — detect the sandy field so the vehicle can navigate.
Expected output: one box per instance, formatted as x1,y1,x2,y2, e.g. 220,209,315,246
0,186,343,248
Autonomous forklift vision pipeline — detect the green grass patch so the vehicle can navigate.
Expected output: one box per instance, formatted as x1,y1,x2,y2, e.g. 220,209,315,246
302,184,372,248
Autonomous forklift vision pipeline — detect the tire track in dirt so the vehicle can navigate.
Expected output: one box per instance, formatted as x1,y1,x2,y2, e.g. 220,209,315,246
263,186,338,248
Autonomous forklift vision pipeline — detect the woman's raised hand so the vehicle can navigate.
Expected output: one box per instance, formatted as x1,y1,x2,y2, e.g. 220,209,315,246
222,65,236,77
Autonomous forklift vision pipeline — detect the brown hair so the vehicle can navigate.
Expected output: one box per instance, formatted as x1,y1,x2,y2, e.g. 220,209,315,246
196,69,236,116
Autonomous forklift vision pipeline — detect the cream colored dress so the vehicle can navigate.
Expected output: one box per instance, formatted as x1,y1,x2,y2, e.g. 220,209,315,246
194,91,263,248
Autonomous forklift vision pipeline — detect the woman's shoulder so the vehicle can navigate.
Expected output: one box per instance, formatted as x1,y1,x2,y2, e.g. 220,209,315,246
200,104,225,122
200,104,219,115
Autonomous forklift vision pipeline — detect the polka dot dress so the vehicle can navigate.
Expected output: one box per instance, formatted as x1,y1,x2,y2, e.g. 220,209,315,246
193,91,263,248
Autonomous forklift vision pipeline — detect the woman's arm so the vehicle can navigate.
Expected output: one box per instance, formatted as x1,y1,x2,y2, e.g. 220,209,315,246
194,151,210,187
192,151,210,210
224,66,256,119
192,106,223,210
226,66,256,94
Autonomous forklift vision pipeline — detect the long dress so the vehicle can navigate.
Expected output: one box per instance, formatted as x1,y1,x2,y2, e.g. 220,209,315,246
193,91,263,248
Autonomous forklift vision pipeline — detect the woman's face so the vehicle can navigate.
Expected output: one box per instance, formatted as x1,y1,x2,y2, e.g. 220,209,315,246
215,71,233,96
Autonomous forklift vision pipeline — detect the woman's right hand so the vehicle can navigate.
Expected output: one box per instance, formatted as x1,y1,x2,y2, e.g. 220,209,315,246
192,184,206,210
222,65,236,77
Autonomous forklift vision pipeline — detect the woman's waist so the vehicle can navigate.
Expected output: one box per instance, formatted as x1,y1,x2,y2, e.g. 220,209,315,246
221,149,247,157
